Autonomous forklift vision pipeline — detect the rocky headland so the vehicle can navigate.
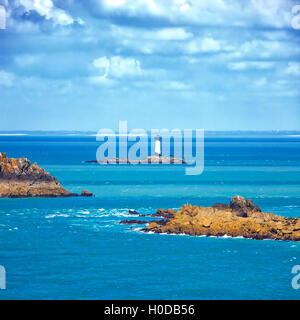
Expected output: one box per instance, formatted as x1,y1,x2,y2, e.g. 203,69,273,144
121,196,300,241
0,154,93,198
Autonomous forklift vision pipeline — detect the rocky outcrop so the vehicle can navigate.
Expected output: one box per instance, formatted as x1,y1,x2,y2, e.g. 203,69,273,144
127,208,176,219
139,196,300,242
229,195,262,217
0,155,93,198
151,209,176,219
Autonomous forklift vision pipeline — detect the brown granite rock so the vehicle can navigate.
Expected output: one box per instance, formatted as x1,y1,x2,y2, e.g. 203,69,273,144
144,196,300,241
212,203,230,210
0,155,93,198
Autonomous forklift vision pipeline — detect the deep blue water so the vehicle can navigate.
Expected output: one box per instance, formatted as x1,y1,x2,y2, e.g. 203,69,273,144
0,132,300,299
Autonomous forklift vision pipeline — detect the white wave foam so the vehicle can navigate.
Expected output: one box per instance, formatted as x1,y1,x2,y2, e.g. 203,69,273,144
45,214,70,219
112,213,135,218
78,210,90,215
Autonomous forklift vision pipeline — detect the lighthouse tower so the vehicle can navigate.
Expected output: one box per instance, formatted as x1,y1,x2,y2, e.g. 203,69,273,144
154,135,162,157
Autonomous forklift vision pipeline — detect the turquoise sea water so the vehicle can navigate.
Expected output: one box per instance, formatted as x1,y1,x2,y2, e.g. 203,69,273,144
0,132,300,300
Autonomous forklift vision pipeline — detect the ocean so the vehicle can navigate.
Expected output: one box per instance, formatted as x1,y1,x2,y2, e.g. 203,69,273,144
0,132,299,299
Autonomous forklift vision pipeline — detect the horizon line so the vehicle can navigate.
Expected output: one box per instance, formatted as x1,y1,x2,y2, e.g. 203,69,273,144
1,129,300,131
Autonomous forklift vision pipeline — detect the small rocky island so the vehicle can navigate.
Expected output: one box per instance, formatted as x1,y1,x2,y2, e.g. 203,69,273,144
120,196,300,241
0,153,93,198
87,155,186,164
86,135,186,164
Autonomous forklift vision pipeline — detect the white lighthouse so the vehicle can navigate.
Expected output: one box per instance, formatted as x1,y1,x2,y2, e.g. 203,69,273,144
154,135,162,157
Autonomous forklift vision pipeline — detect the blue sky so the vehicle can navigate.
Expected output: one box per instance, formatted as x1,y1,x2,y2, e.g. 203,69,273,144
0,0,299,131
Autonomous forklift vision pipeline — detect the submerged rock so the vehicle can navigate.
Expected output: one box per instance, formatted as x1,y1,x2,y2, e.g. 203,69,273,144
0,154,93,198
128,210,140,215
80,190,94,197
119,220,149,225
142,196,300,242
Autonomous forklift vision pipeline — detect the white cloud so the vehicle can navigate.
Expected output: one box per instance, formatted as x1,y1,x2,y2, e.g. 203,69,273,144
162,81,191,90
109,25,194,54
19,0,83,26
155,28,193,40
0,70,15,86
228,61,274,71
92,56,143,79
90,56,190,90
185,37,223,54
110,24,296,60
134,80,192,91
111,25,192,41
284,62,300,76
100,0,294,28
201,37,221,52
228,39,300,61
89,75,117,87
105,0,126,6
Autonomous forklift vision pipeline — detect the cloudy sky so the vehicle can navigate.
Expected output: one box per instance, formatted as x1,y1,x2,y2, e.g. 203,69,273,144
0,0,299,131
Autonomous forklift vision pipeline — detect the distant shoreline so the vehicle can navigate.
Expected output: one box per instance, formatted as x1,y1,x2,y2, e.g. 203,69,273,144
0,134,28,136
